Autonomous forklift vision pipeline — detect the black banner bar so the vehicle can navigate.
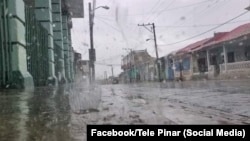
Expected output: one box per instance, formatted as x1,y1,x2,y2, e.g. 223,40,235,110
87,125,250,141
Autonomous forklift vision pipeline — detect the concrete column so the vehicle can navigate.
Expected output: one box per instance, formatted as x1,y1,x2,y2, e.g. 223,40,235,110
62,15,71,82
206,49,212,78
51,0,66,84
172,58,176,79
9,0,34,89
70,47,75,81
223,45,228,72
206,50,210,66
192,53,199,73
164,59,168,80
190,54,194,74
35,0,57,85
68,29,75,81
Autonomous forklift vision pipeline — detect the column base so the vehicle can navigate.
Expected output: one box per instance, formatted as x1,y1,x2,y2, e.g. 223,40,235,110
11,71,34,89
67,78,72,83
70,75,75,82
47,76,58,86
57,72,67,84
59,77,67,84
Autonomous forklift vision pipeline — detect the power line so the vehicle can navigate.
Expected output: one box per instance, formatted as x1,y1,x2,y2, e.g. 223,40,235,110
98,0,213,17
156,20,250,28
159,11,249,46
154,0,232,47
130,0,164,33
95,17,122,33
169,0,231,34
95,15,115,21
95,18,144,58
151,0,175,21
143,0,163,20
95,62,121,66
95,17,138,50
194,0,232,22
98,53,124,61
130,0,213,16
145,0,169,22
159,0,222,34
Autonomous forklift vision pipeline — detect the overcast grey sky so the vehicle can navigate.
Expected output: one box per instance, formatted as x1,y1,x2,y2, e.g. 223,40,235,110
72,0,250,79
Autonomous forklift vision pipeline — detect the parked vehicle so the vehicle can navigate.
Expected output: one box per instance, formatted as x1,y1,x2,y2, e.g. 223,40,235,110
112,77,119,84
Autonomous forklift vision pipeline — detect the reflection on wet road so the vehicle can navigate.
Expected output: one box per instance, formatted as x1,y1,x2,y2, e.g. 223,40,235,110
0,86,72,141
0,80,250,141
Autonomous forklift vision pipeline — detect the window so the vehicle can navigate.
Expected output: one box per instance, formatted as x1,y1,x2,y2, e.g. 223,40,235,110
139,56,143,61
169,59,173,67
210,55,217,65
198,58,207,72
246,51,250,61
175,62,181,71
227,52,235,63
182,58,190,70
221,55,224,64
245,46,250,61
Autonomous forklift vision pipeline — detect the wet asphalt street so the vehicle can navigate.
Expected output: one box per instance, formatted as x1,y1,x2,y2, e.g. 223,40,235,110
0,80,250,141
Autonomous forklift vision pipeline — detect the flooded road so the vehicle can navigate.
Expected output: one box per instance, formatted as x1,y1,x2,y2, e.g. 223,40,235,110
0,86,72,141
0,80,250,141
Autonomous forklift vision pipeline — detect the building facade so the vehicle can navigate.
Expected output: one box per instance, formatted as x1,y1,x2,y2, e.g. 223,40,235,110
165,23,250,81
0,0,83,88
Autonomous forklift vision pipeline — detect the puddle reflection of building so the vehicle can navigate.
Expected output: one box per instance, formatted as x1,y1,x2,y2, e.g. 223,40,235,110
17,91,33,141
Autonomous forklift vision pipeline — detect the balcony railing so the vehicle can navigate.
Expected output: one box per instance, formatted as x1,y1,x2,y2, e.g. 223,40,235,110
226,61,250,71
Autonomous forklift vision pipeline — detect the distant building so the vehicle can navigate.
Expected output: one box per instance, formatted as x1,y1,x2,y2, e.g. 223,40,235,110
73,51,82,81
75,60,90,82
74,51,82,65
121,49,156,83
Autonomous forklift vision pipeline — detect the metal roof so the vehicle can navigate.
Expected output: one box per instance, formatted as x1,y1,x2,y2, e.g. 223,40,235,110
174,23,250,54
192,32,228,52
192,23,250,52
176,38,212,54
217,23,250,43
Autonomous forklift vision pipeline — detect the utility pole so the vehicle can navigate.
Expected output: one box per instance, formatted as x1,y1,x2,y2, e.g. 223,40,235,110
89,2,96,83
108,65,114,78
88,3,109,84
138,23,161,82
111,65,114,77
104,71,107,84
